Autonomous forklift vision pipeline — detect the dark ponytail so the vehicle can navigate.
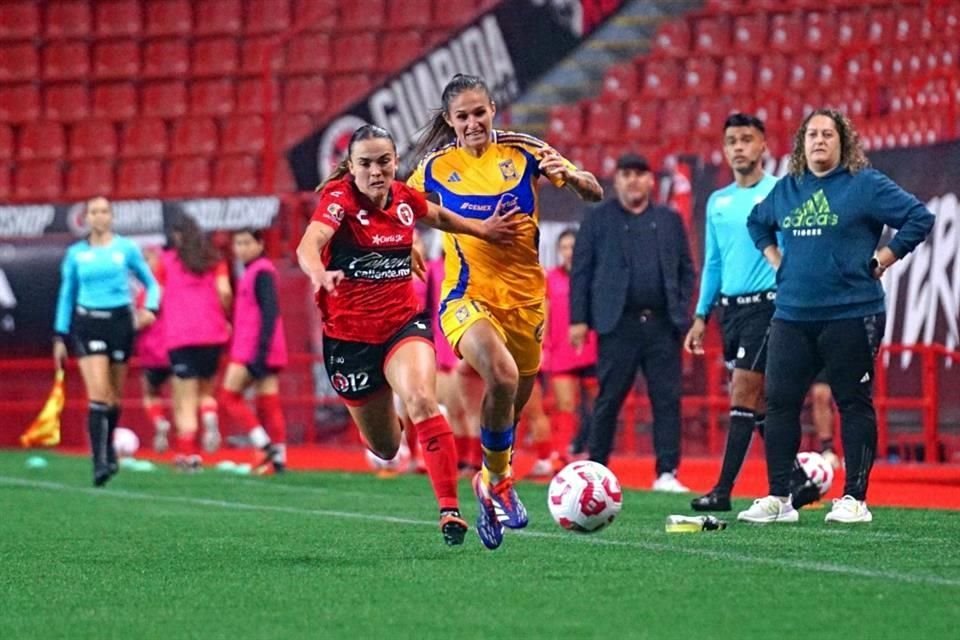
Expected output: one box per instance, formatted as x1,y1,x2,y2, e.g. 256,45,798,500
170,213,218,275
316,124,398,191
412,74,492,162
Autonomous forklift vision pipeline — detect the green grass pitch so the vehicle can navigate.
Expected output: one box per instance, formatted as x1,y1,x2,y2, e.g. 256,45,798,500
1,451,958,639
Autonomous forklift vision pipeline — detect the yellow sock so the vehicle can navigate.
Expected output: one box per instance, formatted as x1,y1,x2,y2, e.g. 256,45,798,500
481,446,512,484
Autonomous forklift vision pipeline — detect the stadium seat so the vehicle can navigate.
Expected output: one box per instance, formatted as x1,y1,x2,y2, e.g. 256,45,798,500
120,118,168,158
756,54,787,94
328,75,370,112
565,145,601,177
432,0,480,28
190,79,236,117
141,81,188,119
14,160,62,201
45,1,92,39
683,57,718,96
237,78,279,114
0,164,10,200
867,8,895,47
731,13,766,54
240,37,284,76
0,2,40,40
213,155,260,195
804,10,833,53
170,118,218,156
547,105,583,146
788,54,817,92
692,15,731,56
42,41,90,81
0,85,40,123
332,34,377,72
623,101,660,143
95,0,142,38
836,9,867,49
0,125,13,161
275,113,316,149
116,158,163,198
720,55,754,94
291,0,338,29
652,20,691,57
18,122,66,161
66,159,114,199
283,76,327,115
694,99,731,138
93,40,140,79
387,0,431,29
0,43,38,82
379,32,423,73
600,64,638,102
145,0,192,37
92,83,137,121
931,2,960,41
662,101,693,140
246,0,292,34
341,0,385,30
69,120,117,160
585,101,623,143
221,115,265,154
193,0,242,36
842,51,870,86
816,54,842,89
143,39,190,79
768,12,802,54
193,37,239,77
45,83,90,122
640,58,680,99
166,157,211,196
285,33,332,75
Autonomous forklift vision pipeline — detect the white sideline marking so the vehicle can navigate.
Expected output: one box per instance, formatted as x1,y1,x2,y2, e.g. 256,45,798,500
2,475,958,588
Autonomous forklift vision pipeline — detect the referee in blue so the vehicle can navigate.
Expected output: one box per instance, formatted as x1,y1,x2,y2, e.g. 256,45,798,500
53,197,161,486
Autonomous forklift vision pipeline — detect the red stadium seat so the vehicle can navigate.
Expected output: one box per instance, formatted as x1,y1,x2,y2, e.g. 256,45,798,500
867,8,895,47
142,39,190,79
18,122,66,161
283,76,327,115
804,11,833,53
0,85,40,123
836,9,867,49
274,113,315,148
120,118,168,158
0,2,40,40
341,0,385,30
291,0,337,29
694,99,730,138
221,115,265,154
720,55,754,94
623,101,660,143
768,12,802,54
640,58,680,99
237,78,280,114
683,57,718,96
95,0,142,38
379,32,423,73
600,64,638,102
240,37,284,76
842,51,870,86
829,87,870,120
732,13,766,54
193,0,242,36
0,164,10,200
193,37,239,77
662,101,693,140
166,157,211,196
565,145,601,177
116,159,164,198
43,83,90,123
14,160,62,201
0,125,13,161
756,54,787,94
214,155,260,195
42,41,90,81
546,105,583,146
585,101,623,143
170,118,218,156
66,159,114,199
787,54,817,92
69,120,117,160
141,81,188,119
652,20,690,57
931,2,960,41
245,0,292,35
45,2,92,39
145,0,192,37
0,43,38,82
387,0,431,30
692,15,731,56
92,83,137,121
285,33,332,75
816,54,842,89
190,79,236,117
93,40,140,79
332,34,377,72
431,0,476,29
328,75,370,113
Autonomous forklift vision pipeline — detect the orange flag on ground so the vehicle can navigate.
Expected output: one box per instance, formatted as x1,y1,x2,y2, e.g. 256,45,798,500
20,369,65,448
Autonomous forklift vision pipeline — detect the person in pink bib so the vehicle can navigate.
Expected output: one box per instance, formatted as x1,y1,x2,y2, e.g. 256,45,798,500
217,228,288,473
133,245,173,452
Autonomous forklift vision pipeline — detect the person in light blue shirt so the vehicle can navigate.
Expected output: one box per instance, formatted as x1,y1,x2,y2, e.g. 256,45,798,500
739,109,934,525
52,197,160,487
683,113,779,512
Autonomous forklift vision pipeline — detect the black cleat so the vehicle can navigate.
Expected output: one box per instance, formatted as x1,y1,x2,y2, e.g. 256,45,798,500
691,491,731,512
93,468,112,487
440,509,468,546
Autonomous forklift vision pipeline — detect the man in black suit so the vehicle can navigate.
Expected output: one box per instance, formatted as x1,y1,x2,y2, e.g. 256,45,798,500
569,153,695,492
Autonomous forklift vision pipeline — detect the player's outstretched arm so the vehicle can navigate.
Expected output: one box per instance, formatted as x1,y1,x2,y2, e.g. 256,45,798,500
422,201,522,245
296,222,341,294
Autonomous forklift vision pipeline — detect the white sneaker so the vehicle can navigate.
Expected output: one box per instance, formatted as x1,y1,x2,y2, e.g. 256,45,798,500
652,472,690,493
824,495,873,523
737,495,799,523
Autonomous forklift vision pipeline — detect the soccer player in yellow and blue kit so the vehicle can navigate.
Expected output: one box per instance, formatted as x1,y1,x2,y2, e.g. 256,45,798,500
409,74,603,549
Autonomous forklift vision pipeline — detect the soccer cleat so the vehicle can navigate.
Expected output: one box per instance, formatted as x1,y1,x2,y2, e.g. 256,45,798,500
690,491,731,512
488,475,528,528
253,444,286,475
439,510,468,546
93,468,112,487
737,496,799,523
174,454,203,473
824,495,873,523
652,472,690,493
201,425,222,453
472,472,504,550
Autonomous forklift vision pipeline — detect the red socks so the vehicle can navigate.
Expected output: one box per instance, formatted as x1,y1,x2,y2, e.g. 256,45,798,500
415,414,459,511
553,410,576,454
256,393,286,444
217,389,259,431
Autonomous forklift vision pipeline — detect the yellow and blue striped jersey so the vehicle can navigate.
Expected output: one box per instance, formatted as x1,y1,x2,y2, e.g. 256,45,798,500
407,130,578,310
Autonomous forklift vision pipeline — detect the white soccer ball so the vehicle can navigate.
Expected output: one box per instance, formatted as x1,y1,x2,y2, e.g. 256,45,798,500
364,440,411,473
547,460,623,533
797,451,834,496
113,427,140,458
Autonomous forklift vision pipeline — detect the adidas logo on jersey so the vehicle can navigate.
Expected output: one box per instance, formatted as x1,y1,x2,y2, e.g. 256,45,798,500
447,172,462,183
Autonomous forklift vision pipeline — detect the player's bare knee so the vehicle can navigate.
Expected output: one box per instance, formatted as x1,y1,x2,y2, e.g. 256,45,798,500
402,390,439,424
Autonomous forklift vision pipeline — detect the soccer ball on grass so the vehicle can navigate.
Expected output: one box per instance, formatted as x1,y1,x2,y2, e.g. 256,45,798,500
547,460,623,533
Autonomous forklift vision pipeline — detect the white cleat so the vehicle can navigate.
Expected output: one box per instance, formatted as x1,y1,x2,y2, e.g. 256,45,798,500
825,495,873,523
652,472,690,493
737,495,799,523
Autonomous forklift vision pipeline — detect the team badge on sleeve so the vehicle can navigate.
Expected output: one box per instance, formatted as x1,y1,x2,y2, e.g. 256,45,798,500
326,203,344,222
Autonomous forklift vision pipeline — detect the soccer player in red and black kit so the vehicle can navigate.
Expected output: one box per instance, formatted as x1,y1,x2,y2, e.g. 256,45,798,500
296,124,521,546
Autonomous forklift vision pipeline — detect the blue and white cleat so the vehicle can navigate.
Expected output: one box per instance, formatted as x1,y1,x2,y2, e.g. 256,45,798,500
488,475,528,529
472,472,504,550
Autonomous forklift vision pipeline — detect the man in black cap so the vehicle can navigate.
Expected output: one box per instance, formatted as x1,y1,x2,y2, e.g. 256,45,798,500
570,153,695,491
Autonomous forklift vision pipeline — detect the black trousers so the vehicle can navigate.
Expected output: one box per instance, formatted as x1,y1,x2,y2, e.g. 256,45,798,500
764,314,885,500
588,311,682,474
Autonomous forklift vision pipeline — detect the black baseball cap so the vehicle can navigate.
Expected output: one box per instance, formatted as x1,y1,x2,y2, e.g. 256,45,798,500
616,153,651,173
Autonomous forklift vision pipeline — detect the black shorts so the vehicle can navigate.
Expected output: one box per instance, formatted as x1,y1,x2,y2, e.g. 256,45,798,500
72,306,135,363
144,367,172,389
323,312,433,406
719,293,775,373
169,345,223,379
549,365,597,379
